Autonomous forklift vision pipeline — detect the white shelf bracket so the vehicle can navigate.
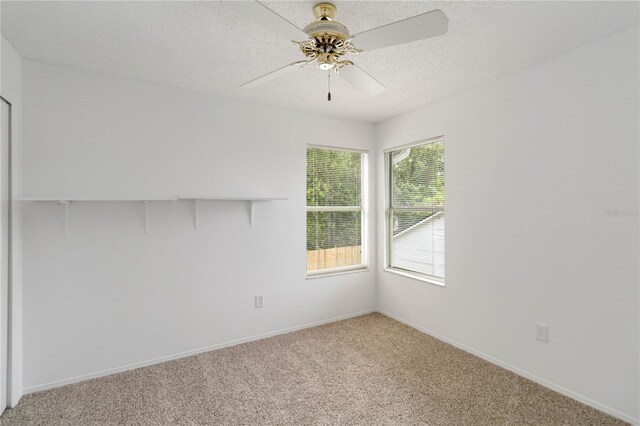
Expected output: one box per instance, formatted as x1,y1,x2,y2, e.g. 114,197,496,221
194,199,199,230
144,201,149,234
58,201,70,236
249,201,255,228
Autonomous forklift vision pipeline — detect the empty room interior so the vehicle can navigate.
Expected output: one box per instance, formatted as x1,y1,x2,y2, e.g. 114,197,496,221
0,0,639,424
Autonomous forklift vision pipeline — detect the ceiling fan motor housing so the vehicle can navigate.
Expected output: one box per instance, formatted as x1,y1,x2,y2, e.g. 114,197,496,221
303,20,349,40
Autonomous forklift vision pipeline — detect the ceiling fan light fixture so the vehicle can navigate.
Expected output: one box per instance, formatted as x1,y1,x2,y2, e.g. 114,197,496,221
316,53,334,70
295,3,360,72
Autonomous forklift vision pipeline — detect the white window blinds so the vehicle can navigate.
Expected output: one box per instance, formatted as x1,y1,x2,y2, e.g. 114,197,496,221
306,146,365,274
386,138,445,283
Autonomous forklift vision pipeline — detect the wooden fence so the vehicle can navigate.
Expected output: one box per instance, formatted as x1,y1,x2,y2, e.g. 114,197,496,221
307,245,361,271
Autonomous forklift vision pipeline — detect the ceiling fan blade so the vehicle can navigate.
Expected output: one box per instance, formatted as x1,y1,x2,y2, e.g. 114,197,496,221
241,62,308,89
338,65,384,95
223,1,308,42
353,9,448,52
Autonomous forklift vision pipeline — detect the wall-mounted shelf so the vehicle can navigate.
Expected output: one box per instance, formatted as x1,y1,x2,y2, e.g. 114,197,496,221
21,198,178,235
178,197,288,229
22,196,287,233
20,198,177,202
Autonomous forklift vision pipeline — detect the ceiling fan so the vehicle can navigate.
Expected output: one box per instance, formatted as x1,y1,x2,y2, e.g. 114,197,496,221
225,1,449,100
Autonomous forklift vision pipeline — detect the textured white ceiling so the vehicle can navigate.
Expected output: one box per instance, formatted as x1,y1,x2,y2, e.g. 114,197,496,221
2,1,638,122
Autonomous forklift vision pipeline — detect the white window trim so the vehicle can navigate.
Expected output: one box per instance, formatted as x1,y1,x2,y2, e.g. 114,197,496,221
307,266,369,280
383,267,445,286
382,135,444,154
307,144,368,154
306,145,368,278
384,136,445,286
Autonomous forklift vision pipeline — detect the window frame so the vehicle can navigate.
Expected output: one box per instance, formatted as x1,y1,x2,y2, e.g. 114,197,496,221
306,144,368,278
384,136,445,286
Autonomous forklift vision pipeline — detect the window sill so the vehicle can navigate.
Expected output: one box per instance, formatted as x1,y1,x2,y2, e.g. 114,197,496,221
307,266,369,280
383,268,445,287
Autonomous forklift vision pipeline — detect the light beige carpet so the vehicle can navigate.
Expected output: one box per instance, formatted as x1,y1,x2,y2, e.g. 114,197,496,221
1,313,626,425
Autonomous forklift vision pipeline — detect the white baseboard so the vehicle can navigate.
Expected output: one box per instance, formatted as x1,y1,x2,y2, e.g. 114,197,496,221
24,309,374,395
378,310,638,426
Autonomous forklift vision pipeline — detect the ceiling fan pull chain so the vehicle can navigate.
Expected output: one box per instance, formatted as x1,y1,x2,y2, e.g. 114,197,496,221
327,71,332,101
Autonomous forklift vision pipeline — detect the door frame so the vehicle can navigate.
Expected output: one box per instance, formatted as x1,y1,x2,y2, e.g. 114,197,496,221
0,95,13,413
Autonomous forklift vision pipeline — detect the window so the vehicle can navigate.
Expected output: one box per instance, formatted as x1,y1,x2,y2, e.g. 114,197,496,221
306,146,366,275
385,137,445,284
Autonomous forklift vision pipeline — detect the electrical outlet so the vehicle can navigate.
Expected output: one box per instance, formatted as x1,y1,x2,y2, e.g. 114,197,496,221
255,295,264,308
536,324,548,343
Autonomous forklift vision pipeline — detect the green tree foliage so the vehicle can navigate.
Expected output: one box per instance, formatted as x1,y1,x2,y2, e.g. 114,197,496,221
307,211,361,251
305,142,445,249
306,148,361,250
390,141,445,235
306,148,361,207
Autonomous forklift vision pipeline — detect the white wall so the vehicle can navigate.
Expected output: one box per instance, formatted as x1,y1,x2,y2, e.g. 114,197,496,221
21,60,377,392
376,26,639,423
1,35,23,408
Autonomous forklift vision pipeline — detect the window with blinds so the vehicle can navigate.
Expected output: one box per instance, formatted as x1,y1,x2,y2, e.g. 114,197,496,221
307,146,366,275
386,137,444,284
